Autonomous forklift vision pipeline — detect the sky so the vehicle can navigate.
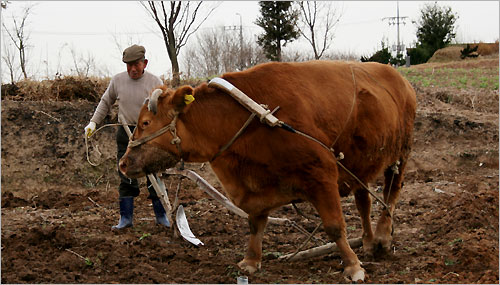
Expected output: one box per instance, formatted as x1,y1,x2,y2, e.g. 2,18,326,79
1,1,499,82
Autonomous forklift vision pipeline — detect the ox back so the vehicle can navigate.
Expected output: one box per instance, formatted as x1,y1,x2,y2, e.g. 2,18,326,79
217,60,416,197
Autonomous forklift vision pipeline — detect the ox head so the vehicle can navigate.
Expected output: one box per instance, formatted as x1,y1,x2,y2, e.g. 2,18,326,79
119,85,196,178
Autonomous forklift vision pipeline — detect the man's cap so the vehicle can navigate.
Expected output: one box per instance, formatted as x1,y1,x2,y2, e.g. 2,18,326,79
122,44,146,63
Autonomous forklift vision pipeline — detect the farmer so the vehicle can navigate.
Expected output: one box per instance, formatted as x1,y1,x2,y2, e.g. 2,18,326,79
84,44,170,230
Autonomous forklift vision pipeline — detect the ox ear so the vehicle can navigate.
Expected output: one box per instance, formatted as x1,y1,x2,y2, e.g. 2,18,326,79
172,85,195,112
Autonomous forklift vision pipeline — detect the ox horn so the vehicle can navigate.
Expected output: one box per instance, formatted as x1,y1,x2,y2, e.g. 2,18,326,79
148,88,163,115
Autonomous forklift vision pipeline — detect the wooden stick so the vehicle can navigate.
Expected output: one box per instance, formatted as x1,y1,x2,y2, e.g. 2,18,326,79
279,237,363,261
87,197,101,208
34,110,61,122
65,249,110,273
65,249,87,260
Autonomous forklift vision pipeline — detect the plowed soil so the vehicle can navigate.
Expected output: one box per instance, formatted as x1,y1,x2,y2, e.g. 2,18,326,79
1,61,498,283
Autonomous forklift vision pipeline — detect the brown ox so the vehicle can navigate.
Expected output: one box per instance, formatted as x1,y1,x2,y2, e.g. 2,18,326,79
119,61,416,281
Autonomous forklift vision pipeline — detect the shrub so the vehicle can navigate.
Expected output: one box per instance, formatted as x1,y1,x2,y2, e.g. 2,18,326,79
460,44,479,59
407,45,434,65
360,42,392,64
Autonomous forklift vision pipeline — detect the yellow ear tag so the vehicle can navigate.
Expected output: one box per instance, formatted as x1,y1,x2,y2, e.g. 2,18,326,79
184,94,195,105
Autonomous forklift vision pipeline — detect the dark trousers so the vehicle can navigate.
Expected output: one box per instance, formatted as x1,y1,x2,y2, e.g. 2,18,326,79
116,126,157,199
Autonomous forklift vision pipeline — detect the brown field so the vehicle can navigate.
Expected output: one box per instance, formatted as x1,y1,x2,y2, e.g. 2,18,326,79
1,56,498,283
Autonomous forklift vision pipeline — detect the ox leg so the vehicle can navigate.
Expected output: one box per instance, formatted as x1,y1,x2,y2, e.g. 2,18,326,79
373,160,407,254
312,186,365,282
237,214,268,274
354,189,375,256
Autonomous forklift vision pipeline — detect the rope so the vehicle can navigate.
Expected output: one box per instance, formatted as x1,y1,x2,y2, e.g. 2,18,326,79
210,113,257,162
85,123,135,167
286,126,391,214
330,65,357,149
285,221,323,261
85,136,99,166
335,159,391,213
385,161,400,205
210,106,281,162
274,64,392,214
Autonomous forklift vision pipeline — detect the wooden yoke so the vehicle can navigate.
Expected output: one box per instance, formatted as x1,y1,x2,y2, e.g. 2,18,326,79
208,77,281,127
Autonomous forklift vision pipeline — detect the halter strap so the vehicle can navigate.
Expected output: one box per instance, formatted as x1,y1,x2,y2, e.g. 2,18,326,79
128,113,181,149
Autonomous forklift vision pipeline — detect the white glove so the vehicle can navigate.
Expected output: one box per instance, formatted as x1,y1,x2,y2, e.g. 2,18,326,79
85,121,96,138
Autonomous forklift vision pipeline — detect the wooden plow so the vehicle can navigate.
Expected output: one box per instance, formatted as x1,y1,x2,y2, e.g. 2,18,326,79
163,167,362,261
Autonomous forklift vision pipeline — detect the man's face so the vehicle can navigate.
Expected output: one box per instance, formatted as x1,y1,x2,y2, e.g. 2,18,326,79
127,59,148,80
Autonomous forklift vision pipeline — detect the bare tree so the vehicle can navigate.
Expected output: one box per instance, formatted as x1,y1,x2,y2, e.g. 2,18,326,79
69,45,96,77
297,1,343,60
141,1,218,86
110,29,144,58
2,3,35,79
2,41,18,83
183,27,266,79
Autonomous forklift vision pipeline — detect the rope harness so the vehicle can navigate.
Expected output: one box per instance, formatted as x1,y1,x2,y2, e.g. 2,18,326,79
127,111,181,149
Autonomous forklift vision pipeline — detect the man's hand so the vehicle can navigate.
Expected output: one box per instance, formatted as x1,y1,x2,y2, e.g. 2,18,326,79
85,122,96,138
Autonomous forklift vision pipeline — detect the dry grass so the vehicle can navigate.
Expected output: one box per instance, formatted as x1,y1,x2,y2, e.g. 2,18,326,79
429,42,499,63
477,42,500,56
429,46,464,62
1,76,110,102
1,75,207,102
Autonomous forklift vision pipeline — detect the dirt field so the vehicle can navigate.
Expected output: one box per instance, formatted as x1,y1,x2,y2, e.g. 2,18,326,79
1,59,498,283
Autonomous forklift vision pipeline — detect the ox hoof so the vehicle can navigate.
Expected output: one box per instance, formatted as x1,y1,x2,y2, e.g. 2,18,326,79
362,238,375,257
372,236,392,257
344,264,366,283
237,259,261,274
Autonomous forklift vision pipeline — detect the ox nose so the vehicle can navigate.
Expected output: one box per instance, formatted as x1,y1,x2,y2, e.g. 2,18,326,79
119,157,129,175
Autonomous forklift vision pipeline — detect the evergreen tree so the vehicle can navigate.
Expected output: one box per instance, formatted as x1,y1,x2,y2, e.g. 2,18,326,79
255,1,299,62
415,2,458,58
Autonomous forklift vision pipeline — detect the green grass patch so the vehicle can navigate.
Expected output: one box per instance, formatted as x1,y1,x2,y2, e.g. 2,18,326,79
399,66,499,91
139,232,152,241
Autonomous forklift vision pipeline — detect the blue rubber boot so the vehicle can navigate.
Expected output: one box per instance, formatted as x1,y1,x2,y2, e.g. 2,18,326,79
152,198,171,227
111,196,133,230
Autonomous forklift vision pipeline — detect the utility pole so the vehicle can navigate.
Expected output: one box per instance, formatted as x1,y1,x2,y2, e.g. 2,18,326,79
236,13,243,71
382,1,408,58
224,13,244,71
1,1,6,85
